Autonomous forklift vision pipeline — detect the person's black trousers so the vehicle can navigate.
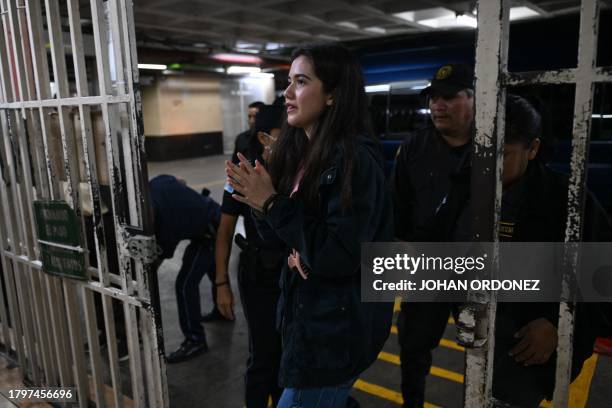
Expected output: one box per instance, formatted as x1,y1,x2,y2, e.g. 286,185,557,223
398,302,561,408
175,241,214,342
238,256,282,408
397,302,452,408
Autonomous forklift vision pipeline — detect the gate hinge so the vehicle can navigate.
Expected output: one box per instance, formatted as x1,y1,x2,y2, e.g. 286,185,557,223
122,228,162,264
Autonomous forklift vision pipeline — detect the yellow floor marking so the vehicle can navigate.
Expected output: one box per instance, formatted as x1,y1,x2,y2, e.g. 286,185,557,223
378,351,464,384
390,326,465,352
392,302,454,325
539,353,599,408
394,297,402,312
439,338,465,352
353,379,441,408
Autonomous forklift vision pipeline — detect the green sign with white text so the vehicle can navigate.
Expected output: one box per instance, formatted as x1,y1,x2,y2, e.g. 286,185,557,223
34,201,81,246
39,243,87,280
34,200,86,280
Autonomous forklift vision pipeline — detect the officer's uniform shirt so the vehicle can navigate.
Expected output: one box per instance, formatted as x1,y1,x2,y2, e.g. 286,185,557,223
393,126,470,241
221,135,271,249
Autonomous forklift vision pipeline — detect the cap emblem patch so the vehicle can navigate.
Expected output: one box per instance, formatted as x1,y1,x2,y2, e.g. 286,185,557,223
436,65,453,80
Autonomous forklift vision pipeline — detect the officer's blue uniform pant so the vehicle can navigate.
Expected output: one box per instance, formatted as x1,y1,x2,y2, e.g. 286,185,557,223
176,241,214,342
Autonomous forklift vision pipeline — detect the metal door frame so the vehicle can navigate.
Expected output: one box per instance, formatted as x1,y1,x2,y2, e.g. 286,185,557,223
0,1,167,406
460,0,612,406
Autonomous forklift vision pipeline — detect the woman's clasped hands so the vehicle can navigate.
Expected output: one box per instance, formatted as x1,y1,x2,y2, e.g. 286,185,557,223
225,152,276,212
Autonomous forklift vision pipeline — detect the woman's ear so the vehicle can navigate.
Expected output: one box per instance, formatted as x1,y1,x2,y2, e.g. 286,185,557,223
528,138,541,160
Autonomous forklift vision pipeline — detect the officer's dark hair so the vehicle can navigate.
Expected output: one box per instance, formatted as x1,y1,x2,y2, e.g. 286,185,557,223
267,42,372,210
505,94,542,147
248,101,265,109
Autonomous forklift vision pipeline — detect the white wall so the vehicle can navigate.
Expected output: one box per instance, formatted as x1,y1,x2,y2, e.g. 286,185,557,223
142,74,223,137
220,75,275,154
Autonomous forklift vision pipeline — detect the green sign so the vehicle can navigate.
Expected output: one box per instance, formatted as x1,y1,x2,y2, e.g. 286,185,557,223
34,201,81,246
34,200,86,280
39,243,87,280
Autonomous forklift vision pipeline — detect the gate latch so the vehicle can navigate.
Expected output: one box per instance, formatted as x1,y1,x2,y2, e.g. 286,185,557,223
122,228,162,265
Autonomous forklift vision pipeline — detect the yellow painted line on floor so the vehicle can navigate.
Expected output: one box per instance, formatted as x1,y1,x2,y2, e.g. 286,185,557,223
439,338,465,352
378,351,464,384
390,326,465,352
353,379,441,408
539,353,599,408
394,297,402,312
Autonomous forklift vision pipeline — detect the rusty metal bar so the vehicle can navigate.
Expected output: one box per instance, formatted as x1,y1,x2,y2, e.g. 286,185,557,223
552,0,600,405
0,94,132,109
81,286,106,407
118,1,168,404
0,0,39,382
462,0,510,407
6,1,53,387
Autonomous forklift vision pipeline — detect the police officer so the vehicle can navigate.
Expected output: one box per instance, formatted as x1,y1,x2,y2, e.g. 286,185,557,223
150,175,221,363
234,101,266,155
215,105,284,408
424,94,612,406
392,64,474,408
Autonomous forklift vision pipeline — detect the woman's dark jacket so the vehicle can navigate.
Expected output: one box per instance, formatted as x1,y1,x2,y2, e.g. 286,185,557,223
257,137,394,388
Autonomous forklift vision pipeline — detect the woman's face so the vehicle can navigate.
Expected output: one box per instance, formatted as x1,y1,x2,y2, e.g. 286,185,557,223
284,55,332,137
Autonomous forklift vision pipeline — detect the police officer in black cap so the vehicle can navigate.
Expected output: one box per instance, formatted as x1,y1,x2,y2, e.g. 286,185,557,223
392,63,474,408
215,105,284,408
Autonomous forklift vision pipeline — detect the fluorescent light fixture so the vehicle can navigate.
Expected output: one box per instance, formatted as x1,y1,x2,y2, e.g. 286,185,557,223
510,6,540,21
236,41,260,49
249,72,275,78
419,13,477,28
211,53,263,65
417,108,431,114
336,21,359,29
365,84,390,93
411,84,429,90
265,42,285,50
456,14,477,28
318,34,340,41
592,114,612,119
138,63,167,70
365,26,386,34
227,66,261,75
394,7,451,23
393,11,416,22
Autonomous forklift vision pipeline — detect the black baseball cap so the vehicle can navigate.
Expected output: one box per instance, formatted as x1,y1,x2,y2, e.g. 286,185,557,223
420,64,474,97
254,105,284,134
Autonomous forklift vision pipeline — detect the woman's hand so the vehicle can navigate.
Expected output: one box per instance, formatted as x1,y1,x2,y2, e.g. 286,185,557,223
226,152,276,211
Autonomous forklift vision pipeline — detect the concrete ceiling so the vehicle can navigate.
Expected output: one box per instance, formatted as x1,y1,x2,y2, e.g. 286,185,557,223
132,0,594,56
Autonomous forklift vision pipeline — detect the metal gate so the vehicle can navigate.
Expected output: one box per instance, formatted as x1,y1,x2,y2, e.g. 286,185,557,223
459,0,612,406
0,0,167,406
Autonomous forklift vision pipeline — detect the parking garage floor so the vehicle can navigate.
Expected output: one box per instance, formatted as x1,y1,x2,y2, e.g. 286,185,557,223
148,155,612,408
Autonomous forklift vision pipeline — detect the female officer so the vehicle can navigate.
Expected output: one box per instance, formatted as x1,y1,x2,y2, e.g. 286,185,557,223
226,43,394,408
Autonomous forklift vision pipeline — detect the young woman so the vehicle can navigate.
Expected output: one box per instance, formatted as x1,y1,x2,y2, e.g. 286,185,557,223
225,43,394,407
